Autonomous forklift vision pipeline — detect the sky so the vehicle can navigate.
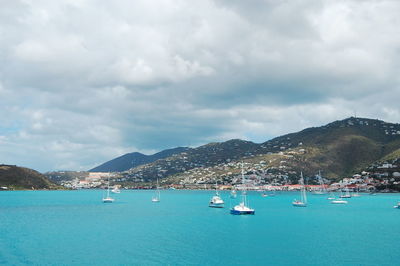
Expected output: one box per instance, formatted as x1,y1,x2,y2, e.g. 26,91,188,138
1,0,400,172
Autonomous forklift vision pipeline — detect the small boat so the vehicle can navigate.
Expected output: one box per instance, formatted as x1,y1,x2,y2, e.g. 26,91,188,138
327,192,335,200
292,172,307,207
111,186,121,194
209,182,224,208
230,163,255,215
230,189,237,199
313,170,327,195
331,199,348,204
102,177,115,203
261,190,268,197
351,186,361,197
152,179,161,202
230,201,255,215
209,193,224,208
393,202,400,209
339,187,351,198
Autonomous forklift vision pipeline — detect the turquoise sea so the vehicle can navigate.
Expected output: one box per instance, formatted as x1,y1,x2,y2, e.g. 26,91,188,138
0,190,399,265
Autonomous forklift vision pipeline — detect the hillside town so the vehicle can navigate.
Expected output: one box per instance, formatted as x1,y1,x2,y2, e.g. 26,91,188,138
44,118,400,192
51,153,400,192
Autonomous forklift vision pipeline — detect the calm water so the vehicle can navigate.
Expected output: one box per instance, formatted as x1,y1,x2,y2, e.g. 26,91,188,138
0,190,399,265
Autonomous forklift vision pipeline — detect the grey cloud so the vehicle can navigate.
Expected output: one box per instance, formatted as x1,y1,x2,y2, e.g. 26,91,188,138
0,0,400,171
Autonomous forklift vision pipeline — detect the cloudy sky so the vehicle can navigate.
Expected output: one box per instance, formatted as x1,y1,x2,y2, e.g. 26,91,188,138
1,0,400,172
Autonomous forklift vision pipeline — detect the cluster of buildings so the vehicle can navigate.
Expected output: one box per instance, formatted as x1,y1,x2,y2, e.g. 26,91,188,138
60,172,112,189
54,148,400,192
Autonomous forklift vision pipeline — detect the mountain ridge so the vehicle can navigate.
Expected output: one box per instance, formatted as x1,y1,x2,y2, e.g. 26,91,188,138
117,117,400,183
89,147,190,172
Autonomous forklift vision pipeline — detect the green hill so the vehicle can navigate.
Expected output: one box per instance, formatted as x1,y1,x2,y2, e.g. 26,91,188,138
120,117,400,183
0,165,61,190
265,117,400,178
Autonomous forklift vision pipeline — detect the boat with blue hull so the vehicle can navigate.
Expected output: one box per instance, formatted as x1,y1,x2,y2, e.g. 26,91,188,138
230,201,255,215
230,163,255,215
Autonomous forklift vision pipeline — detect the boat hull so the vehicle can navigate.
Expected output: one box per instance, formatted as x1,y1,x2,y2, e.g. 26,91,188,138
230,209,255,215
292,202,307,207
102,198,114,203
209,204,224,208
331,200,348,204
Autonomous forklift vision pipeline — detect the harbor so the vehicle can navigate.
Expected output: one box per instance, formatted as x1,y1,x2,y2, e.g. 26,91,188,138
0,190,399,265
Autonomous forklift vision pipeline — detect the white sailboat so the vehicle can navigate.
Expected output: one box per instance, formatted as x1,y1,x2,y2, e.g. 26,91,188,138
209,181,224,208
331,198,348,204
331,186,348,204
327,191,335,200
339,186,351,198
292,172,307,207
230,188,237,199
313,170,327,195
230,163,255,215
102,176,114,203
352,186,361,197
152,179,161,202
111,185,121,194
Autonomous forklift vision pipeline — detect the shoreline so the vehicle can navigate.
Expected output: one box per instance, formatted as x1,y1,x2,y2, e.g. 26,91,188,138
1,188,400,193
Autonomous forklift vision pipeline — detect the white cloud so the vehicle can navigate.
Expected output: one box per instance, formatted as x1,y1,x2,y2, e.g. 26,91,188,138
0,0,399,171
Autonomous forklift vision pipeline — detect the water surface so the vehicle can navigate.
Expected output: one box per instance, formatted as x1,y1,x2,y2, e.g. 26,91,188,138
0,190,399,265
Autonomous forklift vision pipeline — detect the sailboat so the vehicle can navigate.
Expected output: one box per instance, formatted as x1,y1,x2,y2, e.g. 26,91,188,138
313,170,327,195
230,186,237,198
152,179,161,202
230,163,255,215
352,186,361,197
339,186,351,198
209,181,224,208
111,185,121,194
102,176,114,203
292,172,307,207
331,187,348,204
327,191,335,200
331,197,348,204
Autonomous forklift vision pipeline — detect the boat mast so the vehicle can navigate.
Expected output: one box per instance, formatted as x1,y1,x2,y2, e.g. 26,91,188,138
107,175,110,198
301,172,307,204
319,170,326,193
241,162,247,206
157,178,160,199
